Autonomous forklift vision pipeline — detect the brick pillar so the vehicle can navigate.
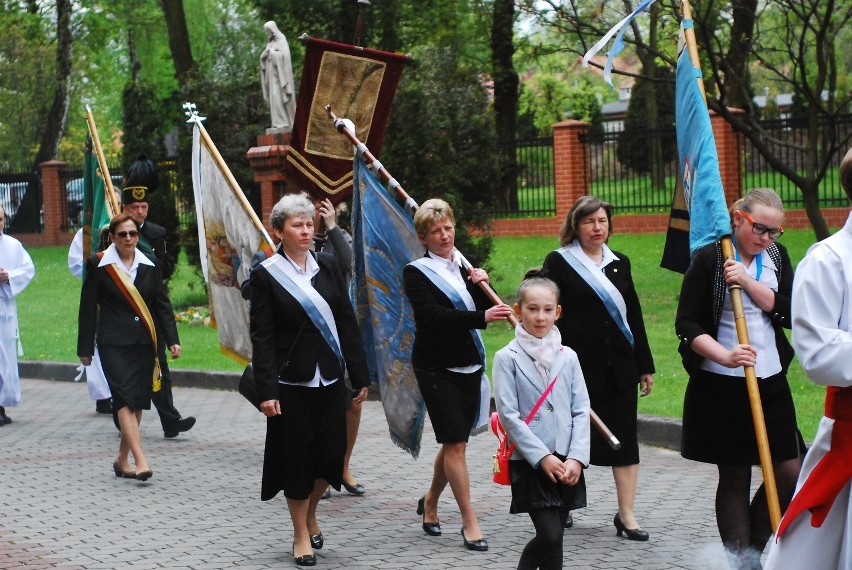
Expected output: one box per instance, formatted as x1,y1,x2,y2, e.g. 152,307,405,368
710,108,744,206
552,120,591,224
246,131,291,230
38,160,67,245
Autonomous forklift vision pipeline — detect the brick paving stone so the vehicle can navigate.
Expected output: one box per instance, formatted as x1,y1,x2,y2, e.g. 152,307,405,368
0,378,775,569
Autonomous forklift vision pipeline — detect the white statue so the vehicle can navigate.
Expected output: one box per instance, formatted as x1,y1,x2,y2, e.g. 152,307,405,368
260,21,296,131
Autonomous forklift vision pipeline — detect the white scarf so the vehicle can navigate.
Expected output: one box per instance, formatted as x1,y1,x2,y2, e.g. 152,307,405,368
515,323,563,379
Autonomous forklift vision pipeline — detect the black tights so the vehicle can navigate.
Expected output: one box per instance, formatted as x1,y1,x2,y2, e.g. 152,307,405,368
716,457,801,568
518,508,564,570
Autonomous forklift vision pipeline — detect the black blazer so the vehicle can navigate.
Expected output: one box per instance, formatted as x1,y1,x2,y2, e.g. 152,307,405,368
403,257,492,370
542,248,655,393
248,249,369,403
138,221,176,280
77,254,179,356
675,241,794,376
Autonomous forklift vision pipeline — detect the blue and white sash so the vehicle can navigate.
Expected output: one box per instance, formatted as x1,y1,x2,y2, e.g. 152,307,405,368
410,258,486,364
264,259,345,371
410,257,490,434
557,248,635,347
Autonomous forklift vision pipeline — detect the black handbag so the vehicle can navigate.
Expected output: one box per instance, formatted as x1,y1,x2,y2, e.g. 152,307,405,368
239,319,308,412
239,363,262,411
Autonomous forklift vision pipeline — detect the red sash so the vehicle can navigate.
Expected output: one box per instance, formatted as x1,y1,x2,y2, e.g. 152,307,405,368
776,386,852,537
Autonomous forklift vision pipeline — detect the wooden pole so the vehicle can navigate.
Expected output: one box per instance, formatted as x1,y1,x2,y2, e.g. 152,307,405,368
326,104,621,450
84,106,120,218
184,105,275,250
680,0,781,532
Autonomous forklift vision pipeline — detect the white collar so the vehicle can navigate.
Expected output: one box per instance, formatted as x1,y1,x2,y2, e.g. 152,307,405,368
426,249,461,267
568,240,619,268
98,243,155,269
280,249,320,277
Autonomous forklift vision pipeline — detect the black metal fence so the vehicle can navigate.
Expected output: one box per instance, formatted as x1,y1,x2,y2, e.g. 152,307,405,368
581,127,679,214
0,167,42,232
490,114,852,219
743,114,852,208
486,137,556,218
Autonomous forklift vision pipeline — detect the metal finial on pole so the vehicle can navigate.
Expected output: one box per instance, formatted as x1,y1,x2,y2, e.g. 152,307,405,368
354,0,371,47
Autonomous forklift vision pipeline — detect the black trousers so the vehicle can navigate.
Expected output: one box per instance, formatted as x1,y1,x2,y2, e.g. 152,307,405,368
151,341,181,430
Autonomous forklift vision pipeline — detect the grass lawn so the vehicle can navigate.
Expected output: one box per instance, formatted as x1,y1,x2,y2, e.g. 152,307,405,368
18,227,831,439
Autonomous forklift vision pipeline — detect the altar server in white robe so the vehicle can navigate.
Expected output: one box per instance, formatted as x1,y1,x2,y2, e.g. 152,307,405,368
766,148,852,569
68,228,112,409
0,205,35,425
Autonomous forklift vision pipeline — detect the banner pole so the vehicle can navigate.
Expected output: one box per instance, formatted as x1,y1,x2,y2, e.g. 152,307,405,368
680,0,781,532
183,104,275,250
85,106,120,217
326,104,621,450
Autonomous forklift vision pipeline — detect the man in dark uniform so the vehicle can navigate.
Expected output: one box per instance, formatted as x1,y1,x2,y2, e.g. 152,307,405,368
120,155,195,438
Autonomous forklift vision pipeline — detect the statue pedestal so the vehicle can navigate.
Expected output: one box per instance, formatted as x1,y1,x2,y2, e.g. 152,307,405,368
246,131,292,229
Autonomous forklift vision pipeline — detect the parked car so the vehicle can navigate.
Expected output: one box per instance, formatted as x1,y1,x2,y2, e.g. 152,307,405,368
0,181,27,220
66,175,123,228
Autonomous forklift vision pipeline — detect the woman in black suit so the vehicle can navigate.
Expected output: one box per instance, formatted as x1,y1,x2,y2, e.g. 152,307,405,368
403,198,512,552
78,213,181,482
542,196,655,540
248,193,369,567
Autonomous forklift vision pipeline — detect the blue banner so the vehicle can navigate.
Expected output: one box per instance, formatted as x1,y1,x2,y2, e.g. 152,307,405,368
351,159,427,458
661,34,730,272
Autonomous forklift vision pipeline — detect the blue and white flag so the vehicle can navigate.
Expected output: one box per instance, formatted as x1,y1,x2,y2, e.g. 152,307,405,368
660,22,730,272
582,0,657,87
351,159,427,458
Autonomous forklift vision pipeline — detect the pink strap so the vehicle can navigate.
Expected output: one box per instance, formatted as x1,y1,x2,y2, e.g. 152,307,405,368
493,365,561,457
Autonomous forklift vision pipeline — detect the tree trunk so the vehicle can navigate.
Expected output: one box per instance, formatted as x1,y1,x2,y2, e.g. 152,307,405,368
13,0,72,232
159,0,194,86
491,0,519,212
801,181,830,240
378,0,401,52
722,0,757,110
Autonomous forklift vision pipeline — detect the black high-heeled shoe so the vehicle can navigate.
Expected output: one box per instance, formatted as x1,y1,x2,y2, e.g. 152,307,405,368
416,496,441,536
112,461,135,479
310,533,324,550
461,528,488,551
613,514,649,541
292,542,316,567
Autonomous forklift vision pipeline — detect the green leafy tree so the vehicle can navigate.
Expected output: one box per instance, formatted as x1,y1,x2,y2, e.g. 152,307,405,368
616,64,676,190
381,46,496,266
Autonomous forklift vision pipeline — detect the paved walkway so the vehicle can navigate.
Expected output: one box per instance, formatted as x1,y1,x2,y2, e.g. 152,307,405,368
1,378,763,569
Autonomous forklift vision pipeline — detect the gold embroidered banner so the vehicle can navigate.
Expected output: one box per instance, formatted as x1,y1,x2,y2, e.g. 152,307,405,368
285,37,409,203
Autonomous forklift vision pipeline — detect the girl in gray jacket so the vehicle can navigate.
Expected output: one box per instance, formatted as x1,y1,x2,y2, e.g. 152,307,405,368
493,270,591,570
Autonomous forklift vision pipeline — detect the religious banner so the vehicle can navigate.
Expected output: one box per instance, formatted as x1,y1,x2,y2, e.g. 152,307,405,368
659,23,729,273
189,115,274,363
285,37,409,203
351,158,426,458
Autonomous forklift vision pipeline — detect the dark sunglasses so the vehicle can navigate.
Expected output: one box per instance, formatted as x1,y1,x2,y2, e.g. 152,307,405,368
738,210,784,240
115,230,139,238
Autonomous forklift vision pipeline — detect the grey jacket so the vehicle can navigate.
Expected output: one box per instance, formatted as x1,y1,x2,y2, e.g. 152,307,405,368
493,339,591,468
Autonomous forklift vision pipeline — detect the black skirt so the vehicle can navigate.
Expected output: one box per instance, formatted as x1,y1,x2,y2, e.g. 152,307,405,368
415,367,482,444
261,379,347,501
509,453,587,514
588,366,639,466
99,343,154,411
681,369,802,465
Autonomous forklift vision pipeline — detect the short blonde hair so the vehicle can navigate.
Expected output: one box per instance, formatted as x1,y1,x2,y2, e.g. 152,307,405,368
413,198,455,238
